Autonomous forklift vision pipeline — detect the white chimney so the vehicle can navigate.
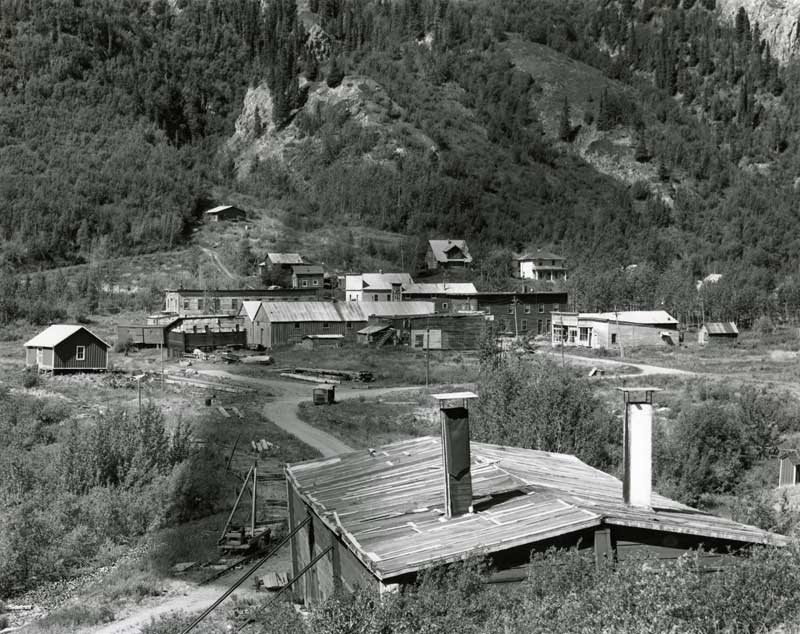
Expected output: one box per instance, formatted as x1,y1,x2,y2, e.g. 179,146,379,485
433,392,478,518
618,387,660,509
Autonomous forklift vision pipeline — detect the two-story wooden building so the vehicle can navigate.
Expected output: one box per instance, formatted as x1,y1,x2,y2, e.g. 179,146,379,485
513,249,567,281
426,240,473,271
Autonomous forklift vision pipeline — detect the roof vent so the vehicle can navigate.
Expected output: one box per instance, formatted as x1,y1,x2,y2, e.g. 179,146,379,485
433,392,478,518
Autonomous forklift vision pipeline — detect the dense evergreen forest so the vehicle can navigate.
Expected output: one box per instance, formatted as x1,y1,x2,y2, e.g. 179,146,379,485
4,0,800,323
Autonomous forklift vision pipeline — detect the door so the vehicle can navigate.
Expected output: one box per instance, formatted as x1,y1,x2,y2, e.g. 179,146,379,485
36,348,43,367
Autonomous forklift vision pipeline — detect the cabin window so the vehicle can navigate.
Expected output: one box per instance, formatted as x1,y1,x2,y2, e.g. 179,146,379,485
373,294,379,301
442,302,449,310
538,304,545,313
611,333,617,344
414,334,424,348
313,279,319,286
302,280,308,288
76,346,86,361
524,305,531,314
183,300,190,310
294,323,300,329
322,322,329,329
521,320,527,332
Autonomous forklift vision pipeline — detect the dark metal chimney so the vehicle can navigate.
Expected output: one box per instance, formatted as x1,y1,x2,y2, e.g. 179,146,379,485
433,392,478,517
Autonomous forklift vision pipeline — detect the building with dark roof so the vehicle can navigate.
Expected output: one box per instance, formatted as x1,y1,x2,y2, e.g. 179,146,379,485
292,265,325,290
285,390,783,603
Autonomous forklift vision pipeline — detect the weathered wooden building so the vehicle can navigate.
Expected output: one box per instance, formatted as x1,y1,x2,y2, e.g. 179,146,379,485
513,248,567,281
402,283,478,313
204,204,246,222
405,313,487,350
551,311,679,349
345,273,413,302
165,315,245,354
285,390,783,604
426,239,473,270
25,325,110,373
292,265,325,290
698,322,738,345
239,301,367,348
164,288,317,316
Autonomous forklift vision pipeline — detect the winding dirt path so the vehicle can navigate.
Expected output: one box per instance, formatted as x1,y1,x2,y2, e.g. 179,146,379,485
541,350,697,378
200,246,236,281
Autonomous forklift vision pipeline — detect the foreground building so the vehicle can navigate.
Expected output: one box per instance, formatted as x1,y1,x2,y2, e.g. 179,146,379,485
285,390,781,603
551,311,679,349
25,325,110,373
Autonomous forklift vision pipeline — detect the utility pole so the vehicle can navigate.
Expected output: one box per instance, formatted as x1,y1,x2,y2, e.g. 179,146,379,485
160,343,165,391
512,296,519,339
559,312,565,367
425,326,430,388
615,307,624,359
251,462,257,540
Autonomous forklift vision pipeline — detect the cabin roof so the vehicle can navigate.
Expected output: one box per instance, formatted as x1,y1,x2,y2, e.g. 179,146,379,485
703,322,739,335
403,283,478,295
581,311,678,326
428,240,473,263
24,325,110,349
287,436,784,580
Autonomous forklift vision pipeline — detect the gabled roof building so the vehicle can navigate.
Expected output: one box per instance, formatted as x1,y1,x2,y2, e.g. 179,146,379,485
426,240,472,270
25,325,110,373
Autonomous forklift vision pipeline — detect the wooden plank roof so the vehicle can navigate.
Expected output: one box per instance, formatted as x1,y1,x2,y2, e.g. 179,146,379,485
703,322,739,335
287,437,784,581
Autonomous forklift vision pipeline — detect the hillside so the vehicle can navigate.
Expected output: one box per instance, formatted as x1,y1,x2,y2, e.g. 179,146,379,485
716,0,800,62
5,0,800,326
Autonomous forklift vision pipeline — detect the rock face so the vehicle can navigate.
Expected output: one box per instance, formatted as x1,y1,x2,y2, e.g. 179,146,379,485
226,75,436,178
716,0,800,61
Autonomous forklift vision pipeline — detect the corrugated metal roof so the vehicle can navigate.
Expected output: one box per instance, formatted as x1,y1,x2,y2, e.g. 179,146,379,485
428,240,473,263
258,302,367,323
205,204,235,214
515,248,566,261
403,283,478,295
24,325,110,349
287,437,783,580
346,273,414,292
358,325,392,335
704,322,739,335
581,311,678,326
357,301,434,317
267,253,304,265
292,265,324,275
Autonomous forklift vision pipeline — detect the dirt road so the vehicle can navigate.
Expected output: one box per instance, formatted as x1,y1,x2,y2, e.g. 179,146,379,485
541,350,696,378
200,246,236,281
198,370,425,456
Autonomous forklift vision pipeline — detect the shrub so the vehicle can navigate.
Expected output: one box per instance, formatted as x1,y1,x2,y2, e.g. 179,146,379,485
114,335,135,354
755,315,775,335
22,367,39,389
36,605,114,629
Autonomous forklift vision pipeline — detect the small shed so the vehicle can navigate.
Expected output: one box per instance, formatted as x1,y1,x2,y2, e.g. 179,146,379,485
292,265,324,290
312,384,336,405
698,322,739,345
357,324,394,346
300,334,345,350
779,450,800,487
25,325,110,373
204,205,246,222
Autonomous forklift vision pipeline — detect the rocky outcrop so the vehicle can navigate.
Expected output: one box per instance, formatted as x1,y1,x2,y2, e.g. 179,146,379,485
716,0,800,61
226,75,436,179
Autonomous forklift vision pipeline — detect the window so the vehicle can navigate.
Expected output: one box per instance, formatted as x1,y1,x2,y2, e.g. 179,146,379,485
537,319,543,334
546,319,551,330
76,346,86,361
346,322,353,329
313,279,319,286
373,294,379,301
183,300,190,310
442,302,449,310
795,464,800,485
579,327,590,344
322,322,329,329
538,304,545,313
414,334,424,348
294,322,301,329
524,305,531,314
508,306,514,314
521,320,527,332
302,280,308,288
611,333,617,344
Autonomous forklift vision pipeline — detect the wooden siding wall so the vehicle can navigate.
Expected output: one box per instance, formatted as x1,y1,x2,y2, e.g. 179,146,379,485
117,325,166,346
590,322,678,349
165,289,320,315
268,321,366,347
25,348,36,366
166,330,246,353
779,458,797,486
54,331,107,371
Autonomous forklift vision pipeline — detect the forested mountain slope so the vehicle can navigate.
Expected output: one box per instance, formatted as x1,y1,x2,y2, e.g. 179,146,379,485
3,0,800,324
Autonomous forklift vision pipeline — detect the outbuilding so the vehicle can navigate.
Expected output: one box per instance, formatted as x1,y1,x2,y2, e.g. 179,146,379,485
204,204,246,222
699,322,738,345
25,325,110,373
285,390,783,604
